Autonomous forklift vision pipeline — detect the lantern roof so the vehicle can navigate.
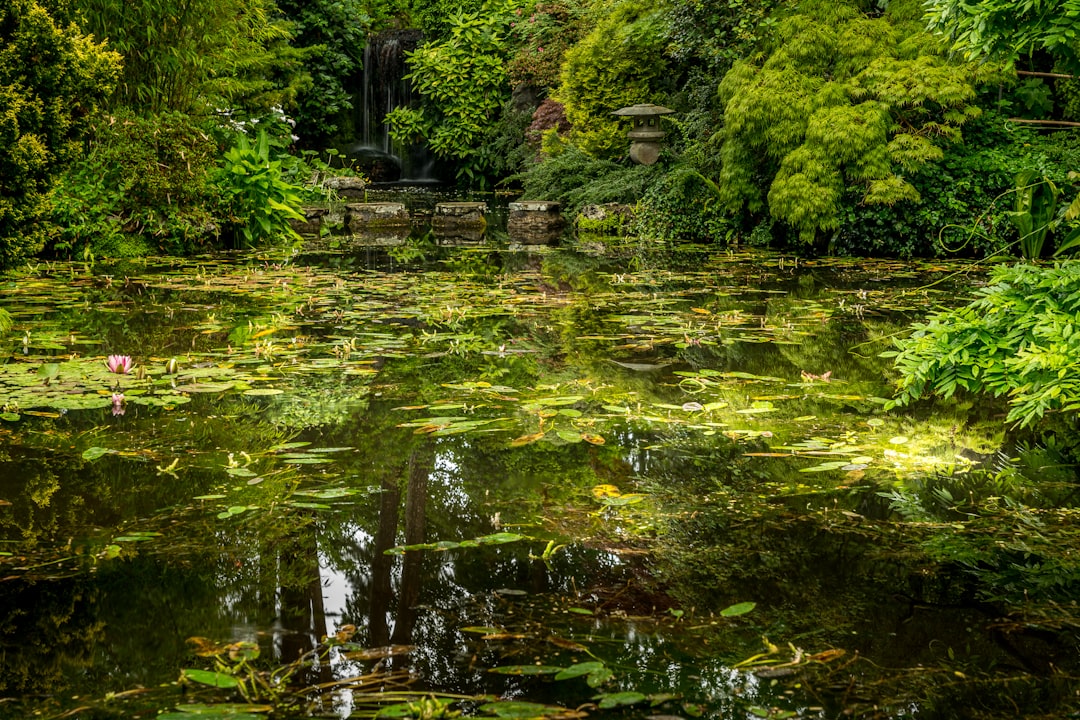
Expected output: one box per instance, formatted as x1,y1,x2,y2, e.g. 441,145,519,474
611,103,675,117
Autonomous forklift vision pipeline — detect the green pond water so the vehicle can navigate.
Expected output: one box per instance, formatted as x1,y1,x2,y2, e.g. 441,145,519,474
0,240,1077,720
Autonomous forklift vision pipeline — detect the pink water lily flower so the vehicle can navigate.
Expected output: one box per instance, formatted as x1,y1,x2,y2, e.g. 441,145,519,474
106,354,133,374
111,393,125,416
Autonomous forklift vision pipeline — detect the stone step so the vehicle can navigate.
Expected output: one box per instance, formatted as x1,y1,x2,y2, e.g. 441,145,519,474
433,202,487,228
344,202,410,232
508,200,564,245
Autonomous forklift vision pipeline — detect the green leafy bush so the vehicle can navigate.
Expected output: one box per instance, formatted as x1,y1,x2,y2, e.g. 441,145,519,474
925,0,1080,73
0,0,120,269
387,2,526,186
48,111,223,258
832,116,1080,258
715,0,989,246
506,1,589,92
516,145,658,216
556,0,673,158
884,262,1080,428
636,164,732,242
215,130,306,246
275,0,375,144
74,0,309,115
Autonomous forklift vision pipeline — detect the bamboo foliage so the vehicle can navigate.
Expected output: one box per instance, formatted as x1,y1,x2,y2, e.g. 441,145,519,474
74,0,310,115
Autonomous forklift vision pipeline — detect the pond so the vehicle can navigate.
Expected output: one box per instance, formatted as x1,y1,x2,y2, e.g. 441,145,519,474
0,239,1077,720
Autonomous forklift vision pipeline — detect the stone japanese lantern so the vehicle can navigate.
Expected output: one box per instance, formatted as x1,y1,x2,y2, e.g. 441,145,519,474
612,103,675,165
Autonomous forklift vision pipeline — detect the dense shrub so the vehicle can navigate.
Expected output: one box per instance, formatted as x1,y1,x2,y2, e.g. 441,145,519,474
885,262,1080,429
636,164,733,242
48,112,223,258
832,115,1080,258
406,0,488,40
556,0,674,158
216,130,307,247
275,0,374,144
0,0,120,269
715,0,991,247
525,99,571,148
506,1,589,92
74,0,309,115
479,101,535,180
517,145,658,216
387,2,527,186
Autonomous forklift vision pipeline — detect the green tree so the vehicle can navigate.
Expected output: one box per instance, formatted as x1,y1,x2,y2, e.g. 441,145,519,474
556,0,673,158
0,0,120,269
275,0,376,145
924,0,1080,73
715,0,988,246
386,1,526,185
73,0,309,116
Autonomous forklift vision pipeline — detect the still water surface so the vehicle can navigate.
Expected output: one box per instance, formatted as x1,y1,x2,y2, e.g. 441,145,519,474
0,242,1074,719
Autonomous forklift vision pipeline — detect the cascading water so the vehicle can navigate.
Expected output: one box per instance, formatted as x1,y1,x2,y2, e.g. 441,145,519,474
348,29,439,184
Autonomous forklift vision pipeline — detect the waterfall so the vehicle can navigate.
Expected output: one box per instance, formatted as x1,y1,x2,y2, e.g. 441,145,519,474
349,29,439,184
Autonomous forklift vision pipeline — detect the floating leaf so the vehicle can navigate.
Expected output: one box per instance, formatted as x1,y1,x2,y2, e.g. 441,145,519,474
159,713,263,720
490,665,563,675
720,601,756,617
554,662,605,680
510,432,545,447
378,699,457,718
581,433,605,445
243,388,284,396
596,692,647,709
799,461,849,473
586,668,614,687
82,446,112,461
272,442,312,450
181,669,239,688
597,493,646,506
475,532,526,545
479,701,563,719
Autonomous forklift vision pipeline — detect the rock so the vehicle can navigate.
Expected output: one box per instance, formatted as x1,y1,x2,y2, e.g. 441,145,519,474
344,202,410,231
324,176,367,198
575,203,635,234
432,202,487,229
508,201,565,245
289,206,330,236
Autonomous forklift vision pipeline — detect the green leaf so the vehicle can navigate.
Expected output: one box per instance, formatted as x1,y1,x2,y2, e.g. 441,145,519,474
595,692,647,709
479,701,563,718
181,669,239,688
165,704,271,716
82,446,112,461
554,662,605,680
489,665,564,675
720,601,757,617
